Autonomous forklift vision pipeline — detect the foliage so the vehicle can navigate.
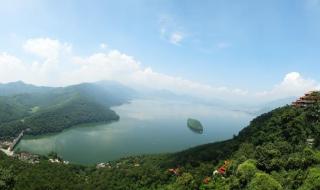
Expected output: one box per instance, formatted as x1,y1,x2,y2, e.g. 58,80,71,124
0,82,130,139
298,168,320,190
0,166,15,190
247,172,283,190
236,160,257,187
1,89,320,189
0,96,29,123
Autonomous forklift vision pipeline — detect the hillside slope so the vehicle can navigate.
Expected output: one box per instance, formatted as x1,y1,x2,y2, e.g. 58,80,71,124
0,97,29,123
0,81,134,139
1,95,320,189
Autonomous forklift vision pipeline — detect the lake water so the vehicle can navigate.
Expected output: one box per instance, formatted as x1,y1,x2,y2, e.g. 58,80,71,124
15,99,253,165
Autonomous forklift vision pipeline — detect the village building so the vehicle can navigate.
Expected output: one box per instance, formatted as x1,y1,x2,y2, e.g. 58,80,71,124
96,162,111,169
14,152,40,164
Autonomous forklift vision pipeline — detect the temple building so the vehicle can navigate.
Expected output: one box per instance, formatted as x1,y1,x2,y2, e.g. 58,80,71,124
292,91,320,108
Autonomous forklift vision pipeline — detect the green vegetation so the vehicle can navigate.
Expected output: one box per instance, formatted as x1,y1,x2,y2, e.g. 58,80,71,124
1,83,320,189
0,81,133,139
0,97,29,123
30,106,40,113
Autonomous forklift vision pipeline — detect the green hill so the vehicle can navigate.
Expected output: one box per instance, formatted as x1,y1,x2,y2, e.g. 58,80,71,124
0,97,29,123
0,81,134,139
1,95,320,189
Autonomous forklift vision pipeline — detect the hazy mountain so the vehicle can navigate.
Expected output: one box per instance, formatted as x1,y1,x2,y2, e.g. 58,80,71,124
0,81,52,96
0,81,135,138
138,88,228,107
254,96,297,115
68,81,137,107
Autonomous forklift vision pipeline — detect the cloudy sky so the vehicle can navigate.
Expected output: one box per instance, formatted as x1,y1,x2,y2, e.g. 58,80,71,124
0,0,320,103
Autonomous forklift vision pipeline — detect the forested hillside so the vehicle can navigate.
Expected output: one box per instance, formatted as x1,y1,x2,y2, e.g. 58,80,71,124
0,81,133,139
1,94,320,189
0,97,29,123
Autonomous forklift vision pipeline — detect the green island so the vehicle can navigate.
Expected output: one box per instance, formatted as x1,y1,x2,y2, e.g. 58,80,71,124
1,88,320,189
187,118,204,134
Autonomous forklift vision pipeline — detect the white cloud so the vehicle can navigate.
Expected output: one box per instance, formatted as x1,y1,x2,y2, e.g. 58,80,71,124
23,38,71,59
0,52,27,83
1,37,320,104
169,32,184,45
256,72,320,101
21,38,73,85
0,37,249,102
66,50,248,101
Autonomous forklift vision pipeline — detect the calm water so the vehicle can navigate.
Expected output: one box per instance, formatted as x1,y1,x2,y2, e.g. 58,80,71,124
16,99,253,165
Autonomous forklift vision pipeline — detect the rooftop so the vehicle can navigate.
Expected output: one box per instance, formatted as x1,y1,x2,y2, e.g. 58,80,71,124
292,91,320,108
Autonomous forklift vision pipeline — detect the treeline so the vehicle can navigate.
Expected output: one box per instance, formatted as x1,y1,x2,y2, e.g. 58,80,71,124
0,98,119,138
24,98,119,136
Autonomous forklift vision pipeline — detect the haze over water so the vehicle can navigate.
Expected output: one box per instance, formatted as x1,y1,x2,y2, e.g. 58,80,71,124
16,99,253,165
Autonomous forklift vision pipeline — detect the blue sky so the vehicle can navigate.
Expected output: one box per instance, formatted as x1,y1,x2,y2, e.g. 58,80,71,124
0,0,320,102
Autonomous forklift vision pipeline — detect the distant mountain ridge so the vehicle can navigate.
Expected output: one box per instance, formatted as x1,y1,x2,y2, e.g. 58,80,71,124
0,81,135,139
0,81,52,96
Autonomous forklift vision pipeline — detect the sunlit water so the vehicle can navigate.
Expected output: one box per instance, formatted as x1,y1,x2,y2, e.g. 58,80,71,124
16,99,253,165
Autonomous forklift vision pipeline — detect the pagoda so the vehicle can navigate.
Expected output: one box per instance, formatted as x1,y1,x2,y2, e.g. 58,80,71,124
292,91,320,108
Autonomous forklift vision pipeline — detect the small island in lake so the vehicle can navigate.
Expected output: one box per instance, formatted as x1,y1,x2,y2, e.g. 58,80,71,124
187,118,203,134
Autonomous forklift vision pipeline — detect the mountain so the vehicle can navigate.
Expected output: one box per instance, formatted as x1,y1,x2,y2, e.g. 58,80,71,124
67,81,136,107
0,81,52,96
254,96,297,115
138,88,229,108
0,81,135,139
226,97,298,117
1,93,320,189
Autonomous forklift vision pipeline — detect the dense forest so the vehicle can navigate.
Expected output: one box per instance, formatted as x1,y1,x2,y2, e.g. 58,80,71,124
1,92,320,189
0,81,134,139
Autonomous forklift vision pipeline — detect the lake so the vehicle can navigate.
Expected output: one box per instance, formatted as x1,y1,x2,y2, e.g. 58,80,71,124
15,98,253,165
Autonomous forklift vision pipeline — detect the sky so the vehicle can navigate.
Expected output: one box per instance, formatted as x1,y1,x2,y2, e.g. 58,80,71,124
0,0,320,103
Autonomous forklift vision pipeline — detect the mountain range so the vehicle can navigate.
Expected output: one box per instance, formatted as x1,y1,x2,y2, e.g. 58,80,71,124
0,81,135,139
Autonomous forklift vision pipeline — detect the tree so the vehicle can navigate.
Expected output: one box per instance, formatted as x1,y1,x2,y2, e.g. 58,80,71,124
255,143,283,172
247,172,282,190
298,168,320,190
0,167,14,190
236,160,257,187
172,173,196,190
